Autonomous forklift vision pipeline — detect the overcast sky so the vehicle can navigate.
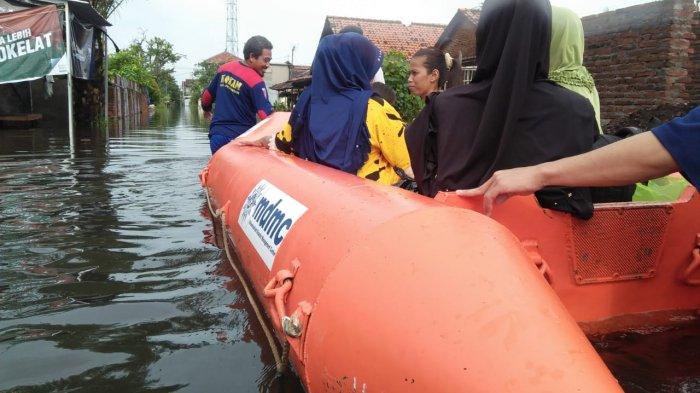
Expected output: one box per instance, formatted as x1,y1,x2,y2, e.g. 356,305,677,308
106,0,659,83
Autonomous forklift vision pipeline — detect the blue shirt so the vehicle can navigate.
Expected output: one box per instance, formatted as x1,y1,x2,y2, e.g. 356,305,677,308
201,61,273,138
652,106,700,187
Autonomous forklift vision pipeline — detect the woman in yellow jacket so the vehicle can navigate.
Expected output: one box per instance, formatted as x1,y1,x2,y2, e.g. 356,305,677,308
248,32,412,186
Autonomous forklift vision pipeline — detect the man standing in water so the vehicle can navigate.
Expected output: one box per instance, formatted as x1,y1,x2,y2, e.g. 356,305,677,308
201,36,274,154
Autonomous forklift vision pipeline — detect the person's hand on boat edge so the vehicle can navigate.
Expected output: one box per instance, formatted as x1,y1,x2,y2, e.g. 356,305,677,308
458,129,690,216
457,166,546,216
238,135,276,150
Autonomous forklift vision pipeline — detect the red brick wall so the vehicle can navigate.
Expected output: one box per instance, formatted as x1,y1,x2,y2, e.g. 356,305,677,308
582,0,697,127
108,76,149,119
442,20,477,61
690,11,700,105
441,19,478,88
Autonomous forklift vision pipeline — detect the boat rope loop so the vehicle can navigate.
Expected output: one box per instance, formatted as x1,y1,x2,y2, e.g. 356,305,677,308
204,187,290,374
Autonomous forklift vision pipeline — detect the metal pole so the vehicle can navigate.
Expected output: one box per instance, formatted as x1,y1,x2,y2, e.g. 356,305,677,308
28,81,33,112
103,31,109,137
64,1,75,153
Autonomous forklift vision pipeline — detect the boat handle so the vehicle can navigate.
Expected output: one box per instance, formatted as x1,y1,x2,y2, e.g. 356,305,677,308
521,240,553,285
263,268,303,337
682,235,700,286
535,258,553,284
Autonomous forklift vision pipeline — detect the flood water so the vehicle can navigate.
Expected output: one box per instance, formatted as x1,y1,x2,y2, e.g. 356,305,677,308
0,106,698,392
0,106,303,392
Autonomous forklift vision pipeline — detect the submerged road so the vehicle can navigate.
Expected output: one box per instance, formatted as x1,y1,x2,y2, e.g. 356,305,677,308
0,107,303,392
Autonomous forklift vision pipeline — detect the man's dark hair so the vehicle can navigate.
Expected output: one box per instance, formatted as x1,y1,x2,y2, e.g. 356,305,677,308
339,25,364,35
243,36,273,61
372,82,397,106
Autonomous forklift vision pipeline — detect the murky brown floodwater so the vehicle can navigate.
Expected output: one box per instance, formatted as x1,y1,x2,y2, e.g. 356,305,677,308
0,106,302,392
0,105,698,392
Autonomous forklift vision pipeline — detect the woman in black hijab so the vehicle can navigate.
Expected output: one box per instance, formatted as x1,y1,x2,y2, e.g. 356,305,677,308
406,0,598,218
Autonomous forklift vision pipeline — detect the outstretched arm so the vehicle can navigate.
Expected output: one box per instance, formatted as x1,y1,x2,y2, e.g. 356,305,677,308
458,132,679,215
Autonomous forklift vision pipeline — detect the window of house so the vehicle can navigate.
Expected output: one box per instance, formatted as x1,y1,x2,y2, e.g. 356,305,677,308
462,66,477,84
461,56,477,85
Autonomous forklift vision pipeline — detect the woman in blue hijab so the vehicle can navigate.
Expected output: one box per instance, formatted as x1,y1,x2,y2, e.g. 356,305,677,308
250,33,412,185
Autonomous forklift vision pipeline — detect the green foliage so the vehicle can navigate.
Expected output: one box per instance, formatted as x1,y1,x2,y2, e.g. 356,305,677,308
90,0,128,18
141,37,183,82
189,60,219,106
108,46,161,103
273,100,290,111
162,73,182,105
382,51,424,121
109,35,182,105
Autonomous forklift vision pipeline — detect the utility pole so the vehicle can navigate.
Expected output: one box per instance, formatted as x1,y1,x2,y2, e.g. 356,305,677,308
226,0,239,56
64,1,75,156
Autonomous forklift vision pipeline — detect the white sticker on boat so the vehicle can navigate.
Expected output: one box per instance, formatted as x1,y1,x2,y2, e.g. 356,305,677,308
238,180,308,269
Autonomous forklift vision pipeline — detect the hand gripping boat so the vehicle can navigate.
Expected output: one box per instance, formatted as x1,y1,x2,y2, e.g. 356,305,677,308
200,113,700,392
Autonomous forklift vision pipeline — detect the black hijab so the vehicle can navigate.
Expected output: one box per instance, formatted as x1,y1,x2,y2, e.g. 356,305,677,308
406,0,597,218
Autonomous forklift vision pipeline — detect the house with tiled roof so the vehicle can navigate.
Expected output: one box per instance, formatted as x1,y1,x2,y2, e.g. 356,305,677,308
204,51,241,65
321,15,446,58
435,8,481,87
264,63,312,104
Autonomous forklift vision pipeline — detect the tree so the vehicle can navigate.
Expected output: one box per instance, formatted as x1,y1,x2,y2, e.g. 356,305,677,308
162,73,182,105
189,60,219,106
108,35,182,105
383,51,424,121
90,0,128,18
142,37,183,82
109,45,161,104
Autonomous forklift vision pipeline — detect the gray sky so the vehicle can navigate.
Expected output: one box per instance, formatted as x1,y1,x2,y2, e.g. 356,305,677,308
106,0,658,83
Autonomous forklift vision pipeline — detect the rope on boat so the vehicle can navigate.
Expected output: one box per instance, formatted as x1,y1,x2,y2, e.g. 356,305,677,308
205,188,290,374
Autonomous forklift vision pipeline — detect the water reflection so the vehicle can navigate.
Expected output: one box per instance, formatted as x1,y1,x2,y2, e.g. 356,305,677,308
0,106,303,392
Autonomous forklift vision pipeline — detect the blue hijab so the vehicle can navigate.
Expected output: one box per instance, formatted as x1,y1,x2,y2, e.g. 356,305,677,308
291,33,383,174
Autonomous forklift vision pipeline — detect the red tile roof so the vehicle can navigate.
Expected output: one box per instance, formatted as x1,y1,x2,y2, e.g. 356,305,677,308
324,16,446,57
204,51,241,65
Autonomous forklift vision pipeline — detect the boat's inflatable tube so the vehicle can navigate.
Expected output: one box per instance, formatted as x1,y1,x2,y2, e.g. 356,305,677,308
201,113,622,392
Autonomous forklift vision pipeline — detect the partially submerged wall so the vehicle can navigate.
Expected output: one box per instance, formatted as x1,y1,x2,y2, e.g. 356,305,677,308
108,76,149,120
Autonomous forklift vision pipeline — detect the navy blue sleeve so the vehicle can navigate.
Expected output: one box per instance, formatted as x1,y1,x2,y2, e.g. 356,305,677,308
652,106,700,187
251,81,273,119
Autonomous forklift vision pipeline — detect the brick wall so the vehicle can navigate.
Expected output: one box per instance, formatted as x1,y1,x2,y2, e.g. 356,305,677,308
108,76,149,119
442,20,477,62
582,0,697,128
690,10,700,105
440,19,478,88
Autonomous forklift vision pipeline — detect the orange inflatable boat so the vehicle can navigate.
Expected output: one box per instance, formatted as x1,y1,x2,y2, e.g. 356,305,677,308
200,113,700,392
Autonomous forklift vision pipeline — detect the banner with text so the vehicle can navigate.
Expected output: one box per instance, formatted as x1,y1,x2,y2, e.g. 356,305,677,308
0,5,69,84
